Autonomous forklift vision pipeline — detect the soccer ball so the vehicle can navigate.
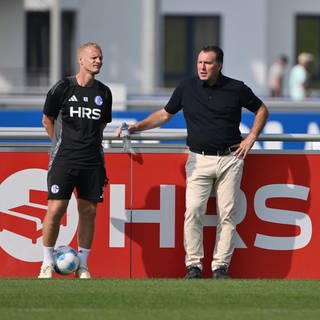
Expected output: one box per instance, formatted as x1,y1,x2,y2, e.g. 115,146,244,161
53,245,80,275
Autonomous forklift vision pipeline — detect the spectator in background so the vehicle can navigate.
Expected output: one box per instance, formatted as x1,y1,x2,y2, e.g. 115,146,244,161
289,52,314,100
268,55,288,97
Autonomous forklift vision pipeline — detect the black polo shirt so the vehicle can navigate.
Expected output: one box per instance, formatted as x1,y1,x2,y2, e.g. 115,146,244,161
164,74,263,151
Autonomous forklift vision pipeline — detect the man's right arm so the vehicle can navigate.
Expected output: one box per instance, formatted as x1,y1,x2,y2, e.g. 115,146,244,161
129,108,173,132
115,108,173,137
42,80,67,140
42,114,55,140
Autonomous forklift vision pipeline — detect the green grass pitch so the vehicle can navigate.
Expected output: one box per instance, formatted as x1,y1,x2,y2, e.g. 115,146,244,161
1,279,320,320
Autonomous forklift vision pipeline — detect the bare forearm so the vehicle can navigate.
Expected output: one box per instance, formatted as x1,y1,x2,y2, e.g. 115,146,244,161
42,115,54,140
129,108,173,132
234,103,269,158
248,103,269,139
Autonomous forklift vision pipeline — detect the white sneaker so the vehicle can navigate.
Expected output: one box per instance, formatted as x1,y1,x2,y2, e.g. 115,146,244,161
76,267,91,279
38,263,54,279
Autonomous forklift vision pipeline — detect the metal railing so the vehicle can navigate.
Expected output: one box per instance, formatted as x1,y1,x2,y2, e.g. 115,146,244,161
1,127,320,143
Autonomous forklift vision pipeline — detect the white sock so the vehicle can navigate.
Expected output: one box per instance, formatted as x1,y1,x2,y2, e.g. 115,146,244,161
78,247,90,268
43,246,54,265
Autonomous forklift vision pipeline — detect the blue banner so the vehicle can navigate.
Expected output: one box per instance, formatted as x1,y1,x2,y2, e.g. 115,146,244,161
1,109,320,149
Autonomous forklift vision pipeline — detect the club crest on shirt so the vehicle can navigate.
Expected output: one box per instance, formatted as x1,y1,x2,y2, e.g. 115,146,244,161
94,95,103,106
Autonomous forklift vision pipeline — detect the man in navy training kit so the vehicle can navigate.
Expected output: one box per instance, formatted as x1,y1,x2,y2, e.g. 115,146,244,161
118,45,268,279
39,42,112,279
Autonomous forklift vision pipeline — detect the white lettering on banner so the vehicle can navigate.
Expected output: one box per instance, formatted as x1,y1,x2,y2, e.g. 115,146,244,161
241,120,320,150
109,184,175,248
203,190,247,248
254,184,311,250
109,183,312,250
263,121,283,150
110,184,248,249
306,122,320,150
1,169,314,258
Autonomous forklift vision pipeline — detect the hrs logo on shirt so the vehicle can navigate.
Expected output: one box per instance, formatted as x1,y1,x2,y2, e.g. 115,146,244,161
68,95,104,120
69,106,101,120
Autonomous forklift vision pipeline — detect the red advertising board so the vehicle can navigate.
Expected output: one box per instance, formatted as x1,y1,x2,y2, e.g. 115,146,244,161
1,151,320,279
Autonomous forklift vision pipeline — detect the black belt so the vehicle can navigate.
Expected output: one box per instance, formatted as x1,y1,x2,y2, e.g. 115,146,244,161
190,146,238,156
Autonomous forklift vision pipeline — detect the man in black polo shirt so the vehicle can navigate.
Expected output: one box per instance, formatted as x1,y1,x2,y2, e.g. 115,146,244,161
38,42,112,279
120,45,268,279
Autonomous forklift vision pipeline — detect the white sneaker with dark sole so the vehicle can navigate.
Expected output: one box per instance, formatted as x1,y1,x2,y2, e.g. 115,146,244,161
38,263,54,279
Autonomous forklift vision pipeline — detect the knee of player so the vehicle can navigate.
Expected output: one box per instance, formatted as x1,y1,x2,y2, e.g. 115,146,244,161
77,200,97,216
184,206,206,223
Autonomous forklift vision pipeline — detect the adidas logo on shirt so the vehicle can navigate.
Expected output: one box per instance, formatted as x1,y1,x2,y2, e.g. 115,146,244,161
68,95,78,102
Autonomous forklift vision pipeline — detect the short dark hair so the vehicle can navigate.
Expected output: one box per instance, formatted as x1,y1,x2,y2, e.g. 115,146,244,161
201,45,224,63
279,55,288,63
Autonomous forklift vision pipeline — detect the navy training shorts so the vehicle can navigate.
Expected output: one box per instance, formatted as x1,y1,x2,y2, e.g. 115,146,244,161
47,166,107,202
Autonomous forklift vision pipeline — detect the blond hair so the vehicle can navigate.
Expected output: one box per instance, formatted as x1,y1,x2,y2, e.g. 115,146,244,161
78,42,102,56
298,52,313,65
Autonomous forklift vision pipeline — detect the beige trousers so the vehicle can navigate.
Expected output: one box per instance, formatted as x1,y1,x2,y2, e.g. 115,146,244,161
184,151,244,271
